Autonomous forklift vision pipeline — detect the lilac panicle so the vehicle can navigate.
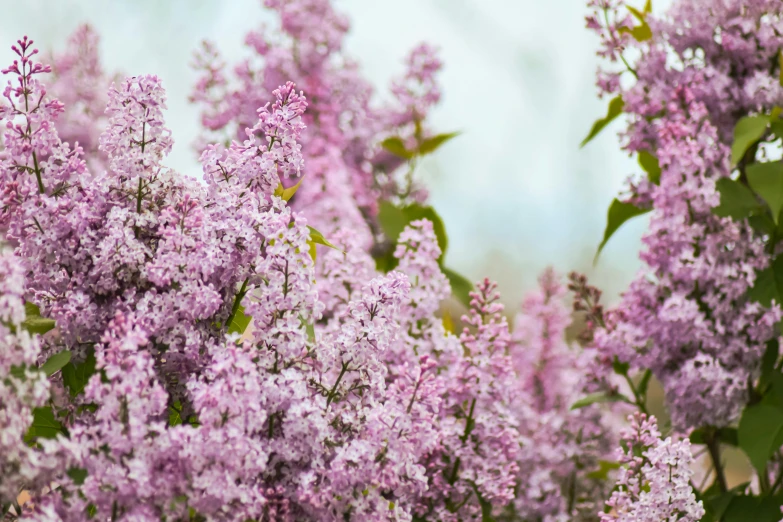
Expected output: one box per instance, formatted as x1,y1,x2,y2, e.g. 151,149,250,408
601,413,704,522
49,24,113,167
586,0,783,430
190,0,445,243
0,249,53,505
510,269,617,520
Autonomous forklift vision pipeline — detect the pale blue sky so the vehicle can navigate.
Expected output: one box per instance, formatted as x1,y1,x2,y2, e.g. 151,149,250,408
1,0,671,304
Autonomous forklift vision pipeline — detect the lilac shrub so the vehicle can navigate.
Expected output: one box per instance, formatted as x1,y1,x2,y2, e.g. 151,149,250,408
583,0,783,518
0,26,612,521
8,0,783,519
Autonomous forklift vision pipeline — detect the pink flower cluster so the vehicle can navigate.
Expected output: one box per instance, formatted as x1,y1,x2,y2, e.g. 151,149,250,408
190,0,445,249
587,0,783,430
601,413,703,522
12,0,782,517
0,27,616,521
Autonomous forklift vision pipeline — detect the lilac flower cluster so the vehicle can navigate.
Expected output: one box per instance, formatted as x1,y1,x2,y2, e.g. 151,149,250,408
601,413,703,522
0,249,53,506
510,270,616,521
0,31,619,521
15,0,783,517
190,0,445,247
587,0,783,430
47,25,113,170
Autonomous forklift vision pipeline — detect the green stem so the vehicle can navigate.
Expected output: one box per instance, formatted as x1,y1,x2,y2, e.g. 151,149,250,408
32,151,44,194
326,362,349,407
136,177,143,214
705,431,728,494
460,398,477,444
622,371,649,415
267,412,275,439
602,7,638,79
32,217,44,234
225,278,249,331
447,457,461,486
406,377,424,414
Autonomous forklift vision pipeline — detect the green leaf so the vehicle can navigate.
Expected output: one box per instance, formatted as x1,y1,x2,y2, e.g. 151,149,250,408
21,301,56,335
643,0,652,13
619,7,652,41
25,302,41,316
376,202,466,306
760,339,780,390
40,350,71,377
442,310,455,333
169,401,183,427
307,226,341,251
612,358,630,375
442,267,474,308
595,199,650,262
738,403,783,474
26,406,64,441
637,150,661,185
761,372,783,410
718,427,739,447
381,137,413,159
771,108,783,142
627,5,647,21
689,428,707,445
9,364,27,381
636,369,652,396
779,50,783,88
418,132,460,155
62,347,97,398
731,115,769,165
21,316,56,335
570,391,631,410
747,161,783,224
374,251,397,273
306,225,343,262
585,460,621,480
581,96,624,148
274,178,303,201
747,255,783,308
66,467,88,485
227,303,252,335
713,178,764,220
378,202,409,243
722,494,783,522
748,213,779,237
701,492,736,522
618,20,652,41
691,427,739,447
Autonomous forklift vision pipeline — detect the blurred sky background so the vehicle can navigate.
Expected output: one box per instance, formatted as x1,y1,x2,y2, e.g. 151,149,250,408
0,0,676,306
